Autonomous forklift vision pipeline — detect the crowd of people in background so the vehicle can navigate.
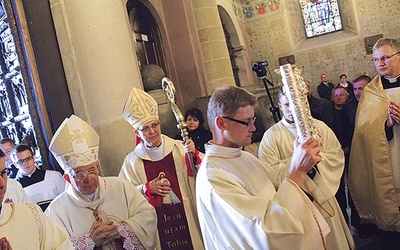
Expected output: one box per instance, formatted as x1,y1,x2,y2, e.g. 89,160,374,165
1,37,400,249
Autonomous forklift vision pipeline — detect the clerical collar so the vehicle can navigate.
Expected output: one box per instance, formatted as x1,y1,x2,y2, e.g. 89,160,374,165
382,75,400,89
145,137,164,161
384,74,400,83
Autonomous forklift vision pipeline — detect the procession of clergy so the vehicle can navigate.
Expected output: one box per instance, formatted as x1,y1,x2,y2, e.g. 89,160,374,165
1,37,400,249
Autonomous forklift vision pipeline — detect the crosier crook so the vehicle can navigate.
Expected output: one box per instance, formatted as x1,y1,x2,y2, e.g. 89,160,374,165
162,77,197,176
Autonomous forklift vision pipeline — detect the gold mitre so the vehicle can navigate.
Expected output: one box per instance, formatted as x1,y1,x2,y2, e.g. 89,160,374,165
49,115,99,170
122,87,159,129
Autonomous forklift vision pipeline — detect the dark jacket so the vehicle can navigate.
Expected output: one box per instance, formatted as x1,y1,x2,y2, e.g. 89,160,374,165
344,98,358,134
308,94,334,130
332,107,352,148
175,127,212,153
317,82,335,101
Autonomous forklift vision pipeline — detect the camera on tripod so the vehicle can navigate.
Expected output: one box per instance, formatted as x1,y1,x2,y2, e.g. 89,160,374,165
252,60,268,78
251,59,281,123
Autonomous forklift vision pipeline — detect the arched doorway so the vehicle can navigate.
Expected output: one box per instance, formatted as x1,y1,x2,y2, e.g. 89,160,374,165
218,5,249,87
126,1,167,91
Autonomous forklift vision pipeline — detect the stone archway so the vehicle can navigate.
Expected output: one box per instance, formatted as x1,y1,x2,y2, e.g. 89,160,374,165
217,5,253,87
127,0,167,91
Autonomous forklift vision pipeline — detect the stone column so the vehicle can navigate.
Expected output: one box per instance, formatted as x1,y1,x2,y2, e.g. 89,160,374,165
191,0,235,92
49,0,140,175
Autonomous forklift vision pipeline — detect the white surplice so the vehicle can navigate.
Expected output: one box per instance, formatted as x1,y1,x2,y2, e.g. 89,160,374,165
258,118,354,249
45,176,157,250
197,142,332,249
18,170,65,206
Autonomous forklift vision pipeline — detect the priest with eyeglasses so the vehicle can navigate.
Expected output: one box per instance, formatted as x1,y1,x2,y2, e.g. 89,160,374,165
118,87,204,250
349,37,400,244
45,115,157,250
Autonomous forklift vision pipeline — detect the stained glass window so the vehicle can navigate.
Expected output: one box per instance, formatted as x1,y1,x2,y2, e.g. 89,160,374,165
300,0,342,38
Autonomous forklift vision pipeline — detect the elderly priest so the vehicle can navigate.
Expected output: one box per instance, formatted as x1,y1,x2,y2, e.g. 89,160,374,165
45,115,157,249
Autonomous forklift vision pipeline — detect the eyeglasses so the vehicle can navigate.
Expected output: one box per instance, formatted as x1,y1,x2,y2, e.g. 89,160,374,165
72,167,98,180
371,52,400,63
16,155,34,165
334,93,348,98
0,169,10,179
137,121,160,133
223,116,256,127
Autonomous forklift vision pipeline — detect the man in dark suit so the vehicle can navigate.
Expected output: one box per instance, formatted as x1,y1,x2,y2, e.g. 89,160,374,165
317,73,334,100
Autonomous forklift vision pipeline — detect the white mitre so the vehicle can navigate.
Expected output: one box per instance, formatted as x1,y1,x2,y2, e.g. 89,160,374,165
49,115,99,170
122,87,159,129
